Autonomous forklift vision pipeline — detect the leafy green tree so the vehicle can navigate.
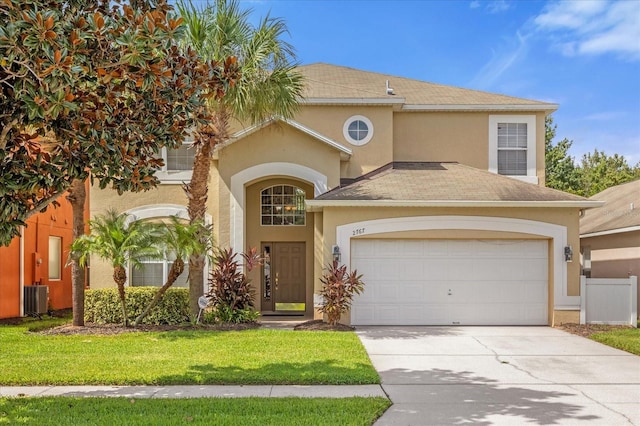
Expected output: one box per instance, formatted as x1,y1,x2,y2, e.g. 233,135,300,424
177,0,304,315
577,149,640,197
70,210,162,326
544,116,580,193
1,0,238,325
133,217,213,326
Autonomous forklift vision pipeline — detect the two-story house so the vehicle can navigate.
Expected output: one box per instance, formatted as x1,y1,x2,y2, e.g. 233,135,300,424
90,63,601,326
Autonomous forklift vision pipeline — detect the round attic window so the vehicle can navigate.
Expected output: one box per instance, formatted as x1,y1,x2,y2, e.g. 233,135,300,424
343,115,373,146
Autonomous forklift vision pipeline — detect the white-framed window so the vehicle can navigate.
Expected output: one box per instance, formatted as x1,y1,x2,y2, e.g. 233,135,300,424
343,115,374,146
488,115,538,184
157,141,195,183
261,185,306,226
48,236,62,280
130,254,190,288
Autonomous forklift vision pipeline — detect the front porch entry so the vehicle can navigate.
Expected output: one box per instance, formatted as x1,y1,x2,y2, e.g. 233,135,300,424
261,242,306,315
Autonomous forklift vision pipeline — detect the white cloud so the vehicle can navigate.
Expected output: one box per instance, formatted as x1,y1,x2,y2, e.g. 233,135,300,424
534,0,640,60
487,0,511,14
469,31,528,89
469,0,511,14
582,111,626,121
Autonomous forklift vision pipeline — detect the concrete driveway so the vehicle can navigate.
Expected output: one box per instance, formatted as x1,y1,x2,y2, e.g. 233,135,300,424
357,326,640,425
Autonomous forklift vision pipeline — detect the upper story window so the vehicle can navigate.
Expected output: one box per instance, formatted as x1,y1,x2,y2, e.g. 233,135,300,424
157,142,194,183
166,144,195,171
488,115,538,184
343,115,374,146
261,185,306,226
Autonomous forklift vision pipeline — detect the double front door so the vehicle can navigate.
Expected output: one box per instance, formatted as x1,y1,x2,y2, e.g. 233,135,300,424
261,242,305,313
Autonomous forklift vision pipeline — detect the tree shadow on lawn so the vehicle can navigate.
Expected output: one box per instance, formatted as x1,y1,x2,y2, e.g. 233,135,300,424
155,360,380,385
379,368,601,425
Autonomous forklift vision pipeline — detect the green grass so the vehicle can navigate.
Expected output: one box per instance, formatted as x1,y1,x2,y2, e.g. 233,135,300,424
590,327,640,355
0,397,391,426
0,317,379,386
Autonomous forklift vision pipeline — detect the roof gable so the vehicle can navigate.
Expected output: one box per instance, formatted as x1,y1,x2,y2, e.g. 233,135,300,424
214,117,352,160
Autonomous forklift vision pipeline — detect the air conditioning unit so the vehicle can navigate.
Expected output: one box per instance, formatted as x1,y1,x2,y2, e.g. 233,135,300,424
24,285,49,315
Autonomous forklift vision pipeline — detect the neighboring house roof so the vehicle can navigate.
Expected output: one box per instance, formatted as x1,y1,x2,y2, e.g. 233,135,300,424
298,63,558,112
214,116,352,160
580,179,640,237
307,162,601,210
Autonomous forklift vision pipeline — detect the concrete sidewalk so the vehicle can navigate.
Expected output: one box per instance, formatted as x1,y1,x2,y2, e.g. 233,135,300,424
0,384,386,399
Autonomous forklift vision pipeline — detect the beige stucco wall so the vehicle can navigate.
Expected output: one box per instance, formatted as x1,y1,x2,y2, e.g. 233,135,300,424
89,183,189,289
214,123,342,249
295,105,394,178
314,206,581,325
393,111,547,185
581,231,640,278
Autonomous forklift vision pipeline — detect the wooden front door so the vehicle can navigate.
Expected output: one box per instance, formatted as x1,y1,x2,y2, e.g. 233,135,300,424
261,242,305,313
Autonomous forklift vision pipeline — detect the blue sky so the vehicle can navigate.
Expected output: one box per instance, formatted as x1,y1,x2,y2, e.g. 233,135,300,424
198,0,640,164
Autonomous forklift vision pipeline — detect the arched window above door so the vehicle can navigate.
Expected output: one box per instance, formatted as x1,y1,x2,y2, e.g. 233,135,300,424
260,185,306,226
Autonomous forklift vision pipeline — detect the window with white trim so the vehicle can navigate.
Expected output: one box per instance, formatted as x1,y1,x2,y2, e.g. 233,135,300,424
488,115,537,184
130,254,190,288
343,115,374,146
48,236,62,280
261,185,306,226
157,141,195,183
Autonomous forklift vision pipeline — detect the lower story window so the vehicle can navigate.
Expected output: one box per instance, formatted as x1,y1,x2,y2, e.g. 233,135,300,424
130,255,189,288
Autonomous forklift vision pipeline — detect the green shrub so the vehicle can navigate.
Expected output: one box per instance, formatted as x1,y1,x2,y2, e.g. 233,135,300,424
203,305,260,324
85,287,189,325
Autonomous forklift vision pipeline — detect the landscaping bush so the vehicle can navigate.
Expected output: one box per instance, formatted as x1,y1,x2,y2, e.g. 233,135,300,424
85,287,189,325
319,260,365,326
207,248,258,312
203,305,260,324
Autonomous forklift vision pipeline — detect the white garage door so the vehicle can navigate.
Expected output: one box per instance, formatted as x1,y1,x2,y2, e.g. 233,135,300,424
351,239,548,325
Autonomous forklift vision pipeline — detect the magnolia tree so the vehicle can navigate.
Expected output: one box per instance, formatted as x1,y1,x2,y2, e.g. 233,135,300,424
0,0,238,325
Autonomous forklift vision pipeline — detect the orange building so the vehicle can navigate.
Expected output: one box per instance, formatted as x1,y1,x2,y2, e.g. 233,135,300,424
0,190,87,319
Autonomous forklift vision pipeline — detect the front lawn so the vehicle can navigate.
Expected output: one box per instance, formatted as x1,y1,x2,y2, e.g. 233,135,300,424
0,318,379,386
0,397,391,426
590,327,640,355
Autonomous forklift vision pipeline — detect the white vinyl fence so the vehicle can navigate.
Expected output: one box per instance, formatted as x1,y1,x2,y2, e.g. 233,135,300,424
580,275,637,326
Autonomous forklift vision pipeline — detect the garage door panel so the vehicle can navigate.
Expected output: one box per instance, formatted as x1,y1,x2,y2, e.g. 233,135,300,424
351,239,549,326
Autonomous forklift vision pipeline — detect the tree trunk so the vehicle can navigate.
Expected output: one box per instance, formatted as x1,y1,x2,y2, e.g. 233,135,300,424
185,113,229,317
66,179,87,327
186,141,211,317
134,258,184,326
113,265,128,326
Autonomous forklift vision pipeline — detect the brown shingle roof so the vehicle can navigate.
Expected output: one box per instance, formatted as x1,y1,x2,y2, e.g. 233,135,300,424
298,63,555,108
580,179,640,235
312,162,592,205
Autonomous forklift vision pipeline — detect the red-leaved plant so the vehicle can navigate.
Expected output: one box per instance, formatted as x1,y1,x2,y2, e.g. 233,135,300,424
207,247,262,314
319,260,365,326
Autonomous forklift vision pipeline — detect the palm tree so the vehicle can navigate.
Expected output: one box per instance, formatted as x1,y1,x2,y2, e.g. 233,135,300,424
133,217,213,326
70,209,162,326
177,0,305,316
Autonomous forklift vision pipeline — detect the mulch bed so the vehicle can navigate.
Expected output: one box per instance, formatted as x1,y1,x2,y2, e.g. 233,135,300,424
36,322,261,336
555,323,633,338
